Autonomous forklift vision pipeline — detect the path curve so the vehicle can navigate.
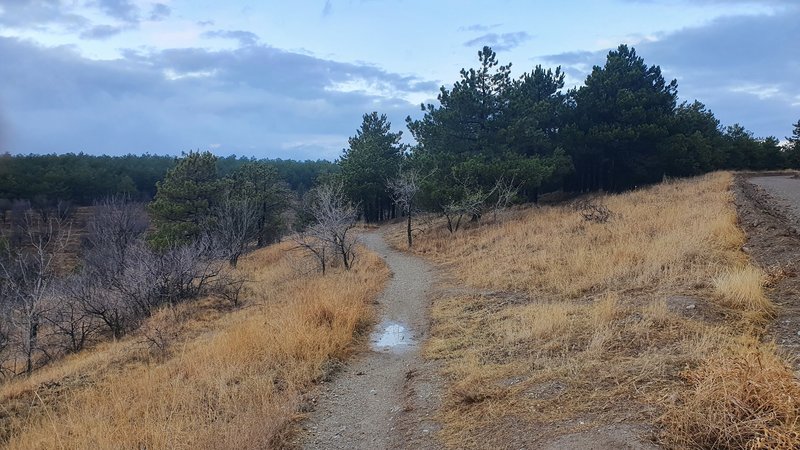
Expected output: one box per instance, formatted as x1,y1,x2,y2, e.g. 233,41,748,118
300,230,438,449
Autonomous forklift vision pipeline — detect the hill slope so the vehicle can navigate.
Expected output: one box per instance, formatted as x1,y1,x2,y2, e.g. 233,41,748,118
0,242,389,449
387,172,799,449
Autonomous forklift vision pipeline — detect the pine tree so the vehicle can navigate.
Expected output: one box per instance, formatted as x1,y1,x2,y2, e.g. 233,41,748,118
148,151,222,248
786,119,800,169
338,112,404,222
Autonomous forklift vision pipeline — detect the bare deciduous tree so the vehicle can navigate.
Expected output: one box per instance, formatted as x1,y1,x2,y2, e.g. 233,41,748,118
293,182,358,273
209,193,259,268
442,184,489,233
0,211,70,374
490,176,521,221
46,277,99,353
71,273,130,339
387,170,421,248
84,196,149,280
0,193,252,377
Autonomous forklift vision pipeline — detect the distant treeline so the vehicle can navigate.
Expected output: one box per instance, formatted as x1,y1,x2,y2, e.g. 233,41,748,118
0,153,337,205
336,45,800,222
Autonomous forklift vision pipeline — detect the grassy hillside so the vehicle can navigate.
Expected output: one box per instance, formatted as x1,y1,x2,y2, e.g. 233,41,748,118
0,241,389,449
388,172,799,449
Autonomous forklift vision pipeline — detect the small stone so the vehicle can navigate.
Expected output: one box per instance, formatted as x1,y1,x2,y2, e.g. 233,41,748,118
685,304,696,310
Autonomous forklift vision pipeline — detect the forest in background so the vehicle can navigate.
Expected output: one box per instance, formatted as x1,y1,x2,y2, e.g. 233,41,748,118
2,45,799,221
0,152,337,207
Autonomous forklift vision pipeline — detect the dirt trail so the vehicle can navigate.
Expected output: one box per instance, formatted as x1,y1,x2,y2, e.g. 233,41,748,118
750,175,800,227
735,175,800,365
299,231,442,450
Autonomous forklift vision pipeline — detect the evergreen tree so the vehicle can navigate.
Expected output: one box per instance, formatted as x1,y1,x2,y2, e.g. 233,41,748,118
786,119,800,169
229,161,290,246
407,46,571,212
567,45,678,191
658,101,724,176
148,151,222,247
338,112,405,222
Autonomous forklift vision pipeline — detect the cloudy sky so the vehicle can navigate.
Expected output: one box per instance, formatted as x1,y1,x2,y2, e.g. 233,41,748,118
0,0,797,160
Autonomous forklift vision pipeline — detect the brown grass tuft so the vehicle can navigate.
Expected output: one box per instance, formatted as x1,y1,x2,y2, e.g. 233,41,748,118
713,266,772,316
660,342,800,449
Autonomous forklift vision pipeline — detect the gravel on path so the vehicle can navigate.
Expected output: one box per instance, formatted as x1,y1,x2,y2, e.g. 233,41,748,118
750,176,800,226
298,231,441,450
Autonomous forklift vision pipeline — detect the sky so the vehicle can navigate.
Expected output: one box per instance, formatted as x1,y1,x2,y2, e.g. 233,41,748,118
0,0,797,160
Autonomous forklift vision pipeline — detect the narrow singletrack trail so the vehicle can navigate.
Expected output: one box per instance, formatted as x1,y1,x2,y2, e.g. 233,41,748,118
299,231,440,450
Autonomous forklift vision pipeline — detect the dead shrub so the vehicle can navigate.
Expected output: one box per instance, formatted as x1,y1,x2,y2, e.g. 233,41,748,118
660,344,800,450
450,377,506,407
575,199,612,223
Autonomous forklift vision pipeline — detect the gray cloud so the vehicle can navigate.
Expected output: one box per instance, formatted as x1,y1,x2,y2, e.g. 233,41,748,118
463,31,531,52
0,37,436,159
0,0,168,40
94,0,140,24
322,0,333,17
149,3,171,21
458,24,501,32
541,8,800,139
624,0,794,5
0,106,8,153
79,24,125,40
201,30,260,47
0,0,89,30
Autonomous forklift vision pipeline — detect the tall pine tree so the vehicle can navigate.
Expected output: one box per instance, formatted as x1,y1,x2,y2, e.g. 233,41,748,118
338,112,405,222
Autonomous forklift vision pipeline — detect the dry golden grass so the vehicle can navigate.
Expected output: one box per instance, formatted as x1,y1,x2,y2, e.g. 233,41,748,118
713,266,773,318
0,242,389,449
660,340,800,449
397,173,746,298
388,172,799,449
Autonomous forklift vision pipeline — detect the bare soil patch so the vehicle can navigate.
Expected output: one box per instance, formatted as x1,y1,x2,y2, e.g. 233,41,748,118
735,174,800,365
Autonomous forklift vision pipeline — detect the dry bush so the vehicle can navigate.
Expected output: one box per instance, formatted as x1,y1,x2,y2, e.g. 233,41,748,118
386,172,792,449
575,199,613,223
0,242,389,449
660,342,800,449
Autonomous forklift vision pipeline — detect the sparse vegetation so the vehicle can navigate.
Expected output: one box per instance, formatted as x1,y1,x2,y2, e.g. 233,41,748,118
0,241,389,448
293,182,360,274
387,172,800,449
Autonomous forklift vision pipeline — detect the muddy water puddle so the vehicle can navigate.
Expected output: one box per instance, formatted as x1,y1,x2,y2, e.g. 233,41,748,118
371,320,414,351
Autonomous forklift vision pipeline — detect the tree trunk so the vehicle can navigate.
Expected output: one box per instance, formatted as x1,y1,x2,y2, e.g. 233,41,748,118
406,210,412,248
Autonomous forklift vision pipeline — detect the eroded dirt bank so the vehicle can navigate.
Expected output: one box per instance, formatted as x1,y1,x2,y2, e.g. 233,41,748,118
735,174,800,364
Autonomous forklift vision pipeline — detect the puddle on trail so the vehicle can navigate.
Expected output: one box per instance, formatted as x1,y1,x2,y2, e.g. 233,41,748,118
371,320,414,351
